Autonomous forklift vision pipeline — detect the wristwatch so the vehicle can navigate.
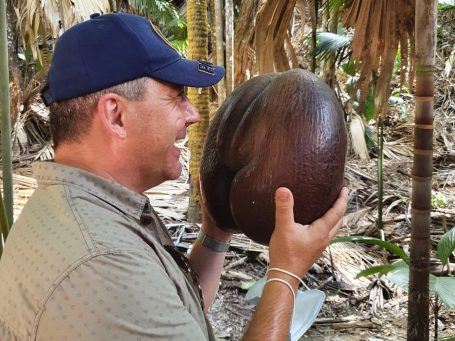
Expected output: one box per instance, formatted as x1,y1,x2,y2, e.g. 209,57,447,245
197,230,230,252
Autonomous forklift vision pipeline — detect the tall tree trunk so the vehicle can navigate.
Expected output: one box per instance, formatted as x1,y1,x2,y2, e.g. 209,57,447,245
0,0,13,231
5,0,20,125
407,1,437,340
213,0,226,103
224,0,234,95
321,3,340,89
310,0,318,73
187,0,210,222
234,0,260,86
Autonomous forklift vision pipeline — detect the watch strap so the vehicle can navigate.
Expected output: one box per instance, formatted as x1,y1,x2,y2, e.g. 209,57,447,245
197,230,230,252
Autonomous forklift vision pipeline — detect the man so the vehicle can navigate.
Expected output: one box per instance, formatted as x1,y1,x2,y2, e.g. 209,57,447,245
0,13,348,341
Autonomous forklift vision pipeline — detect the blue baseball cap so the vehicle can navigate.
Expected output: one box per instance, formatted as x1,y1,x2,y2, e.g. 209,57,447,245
42,12,225,105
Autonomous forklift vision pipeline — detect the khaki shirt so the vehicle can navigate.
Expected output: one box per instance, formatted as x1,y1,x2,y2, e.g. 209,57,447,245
0,162,212,340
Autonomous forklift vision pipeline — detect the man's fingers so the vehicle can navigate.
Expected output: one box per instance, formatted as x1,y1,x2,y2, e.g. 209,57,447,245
274,187,295,229
313,187,349,232
328,218,343,239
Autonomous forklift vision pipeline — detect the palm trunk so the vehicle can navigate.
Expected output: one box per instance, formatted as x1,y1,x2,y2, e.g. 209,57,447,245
187,0,210,222
225,0,234,95
407,1,437,340
310,0,318,73
212,0,226,104
321,3,339,88
1,0,13,232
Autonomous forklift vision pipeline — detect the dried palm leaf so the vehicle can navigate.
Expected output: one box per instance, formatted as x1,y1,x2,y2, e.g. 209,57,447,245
321,242,376,289
254,0,298,73
350,114,370,160
341,0,415,117
13,0,110,63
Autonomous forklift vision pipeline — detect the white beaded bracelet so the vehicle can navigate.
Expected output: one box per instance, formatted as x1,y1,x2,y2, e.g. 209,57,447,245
264,277,296,332
267,267,310,290
265,267,311,335
264,278,296,301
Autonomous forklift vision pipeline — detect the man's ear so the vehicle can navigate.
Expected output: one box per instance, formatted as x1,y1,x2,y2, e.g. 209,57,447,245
97,93,127,139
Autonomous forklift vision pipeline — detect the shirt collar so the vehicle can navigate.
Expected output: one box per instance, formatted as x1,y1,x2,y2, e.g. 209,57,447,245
32,161,149,220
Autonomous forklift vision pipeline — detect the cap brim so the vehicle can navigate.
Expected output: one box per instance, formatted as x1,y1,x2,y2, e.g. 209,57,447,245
149,59,225,88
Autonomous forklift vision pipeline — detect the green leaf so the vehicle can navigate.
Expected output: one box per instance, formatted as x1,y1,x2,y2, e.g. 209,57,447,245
341,60,357,76
356,260,407,278
432,190,449,208
437,227,455,264
430,276,455,308
240,280,257,291
438,0,455,10
314,32,352,61
331,236,409,263
387,268,455,308
364,92,375,121
386,266,409,289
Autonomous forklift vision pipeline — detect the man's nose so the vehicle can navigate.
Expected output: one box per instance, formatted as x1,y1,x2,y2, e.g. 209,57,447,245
186,100,200,124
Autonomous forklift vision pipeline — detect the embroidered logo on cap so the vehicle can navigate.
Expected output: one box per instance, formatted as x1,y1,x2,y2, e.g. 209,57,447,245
197,60,215,75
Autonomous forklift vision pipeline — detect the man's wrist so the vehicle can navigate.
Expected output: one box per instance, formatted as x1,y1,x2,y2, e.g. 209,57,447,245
197,230,231,252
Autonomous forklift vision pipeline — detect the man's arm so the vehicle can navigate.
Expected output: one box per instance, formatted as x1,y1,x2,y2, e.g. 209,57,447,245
242,187,348,340
188,208,232,312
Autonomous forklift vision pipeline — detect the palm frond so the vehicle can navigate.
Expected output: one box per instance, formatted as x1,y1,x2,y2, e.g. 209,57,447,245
314,32,351,60
320,0,350,16
13,0,110,66
342,0,415,117
129,0,186,52
130,0,179,24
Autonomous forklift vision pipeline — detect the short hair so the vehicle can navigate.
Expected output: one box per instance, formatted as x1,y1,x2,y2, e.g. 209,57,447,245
49,77,149,149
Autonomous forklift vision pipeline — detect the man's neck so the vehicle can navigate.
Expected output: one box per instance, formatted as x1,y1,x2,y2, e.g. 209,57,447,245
54,143,149,193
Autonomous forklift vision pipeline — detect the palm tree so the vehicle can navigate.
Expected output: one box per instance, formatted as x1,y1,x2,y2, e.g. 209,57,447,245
211,0,226,103
1,0,13,244
407,2,437,339
225,0,234,95
186,0,210,222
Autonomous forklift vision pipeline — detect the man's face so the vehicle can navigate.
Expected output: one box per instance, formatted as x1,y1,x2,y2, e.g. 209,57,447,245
123,78,200,189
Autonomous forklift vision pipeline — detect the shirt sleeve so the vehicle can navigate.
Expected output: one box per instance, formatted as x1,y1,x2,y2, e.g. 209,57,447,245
36,249,208,341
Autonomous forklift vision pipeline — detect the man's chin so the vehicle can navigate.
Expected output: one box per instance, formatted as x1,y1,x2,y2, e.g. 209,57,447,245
166,165,182,181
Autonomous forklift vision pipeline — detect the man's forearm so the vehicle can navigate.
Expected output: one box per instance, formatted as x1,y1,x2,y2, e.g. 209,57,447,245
242,272,299,340
188,226,231,311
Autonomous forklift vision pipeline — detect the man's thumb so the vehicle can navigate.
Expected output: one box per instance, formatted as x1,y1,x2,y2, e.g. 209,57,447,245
274,187,295,228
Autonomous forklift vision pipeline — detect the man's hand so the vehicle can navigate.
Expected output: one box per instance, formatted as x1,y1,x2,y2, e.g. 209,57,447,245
197,177,232,241
243,187,349,340
268,187,349,280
